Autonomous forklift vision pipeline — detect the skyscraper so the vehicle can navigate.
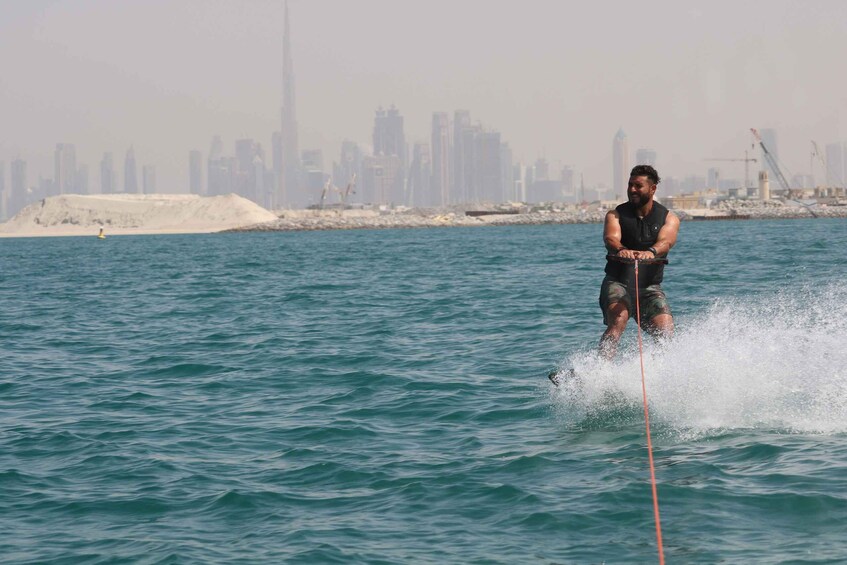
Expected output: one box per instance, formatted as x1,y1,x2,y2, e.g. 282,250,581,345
613,128,629,195
124,146,138,193
10,158,27,217
635,148,657,167
453,110,471,202
373,106,406,164
408,142,431,206
235,139,264,202
361,155,402,205
100,152,115,194
431,112,450,206
371,106,407,204
301,148,326,200
54,143,76,196
707,167,720,188
475,131,502,203
189,150,203,195
561,166,574,198
280,0,300,207
500,143,513,202
207,135,230,197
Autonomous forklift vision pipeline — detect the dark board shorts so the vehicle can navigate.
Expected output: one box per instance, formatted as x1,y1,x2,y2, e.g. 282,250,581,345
599,276,672,326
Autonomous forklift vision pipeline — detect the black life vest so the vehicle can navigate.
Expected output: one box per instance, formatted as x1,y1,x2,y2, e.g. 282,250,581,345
605,201,669,286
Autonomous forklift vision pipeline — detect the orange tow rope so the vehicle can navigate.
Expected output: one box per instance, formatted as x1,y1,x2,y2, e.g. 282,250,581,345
634,259,666,565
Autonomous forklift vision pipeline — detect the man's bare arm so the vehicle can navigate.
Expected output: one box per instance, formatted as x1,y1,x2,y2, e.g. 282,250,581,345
651,211,679,257
603,210,624,253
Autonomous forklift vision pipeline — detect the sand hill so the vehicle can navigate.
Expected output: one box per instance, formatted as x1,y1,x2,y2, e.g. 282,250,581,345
0,193,277,237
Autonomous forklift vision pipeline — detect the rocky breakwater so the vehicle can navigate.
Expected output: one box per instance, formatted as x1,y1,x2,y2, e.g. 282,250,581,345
227,207,609,233
708,199,847,220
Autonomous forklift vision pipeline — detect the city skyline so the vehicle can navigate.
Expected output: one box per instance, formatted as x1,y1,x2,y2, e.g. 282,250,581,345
2,0,847,204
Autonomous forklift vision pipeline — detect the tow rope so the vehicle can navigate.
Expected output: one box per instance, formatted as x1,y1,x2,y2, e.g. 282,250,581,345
633,258,665,564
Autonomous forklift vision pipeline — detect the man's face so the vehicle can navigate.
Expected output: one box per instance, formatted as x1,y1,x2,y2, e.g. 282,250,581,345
627,175,656,206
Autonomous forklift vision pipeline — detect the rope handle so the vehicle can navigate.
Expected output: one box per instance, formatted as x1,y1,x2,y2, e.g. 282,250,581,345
606,254,668,265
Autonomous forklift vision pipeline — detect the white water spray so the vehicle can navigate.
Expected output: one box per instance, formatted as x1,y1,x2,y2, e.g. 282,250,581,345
554,284,847,434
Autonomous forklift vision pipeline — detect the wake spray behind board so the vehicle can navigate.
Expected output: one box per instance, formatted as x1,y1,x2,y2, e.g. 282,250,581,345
548,368,578,387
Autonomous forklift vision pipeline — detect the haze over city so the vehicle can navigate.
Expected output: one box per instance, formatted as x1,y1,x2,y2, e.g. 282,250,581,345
2,0,847,208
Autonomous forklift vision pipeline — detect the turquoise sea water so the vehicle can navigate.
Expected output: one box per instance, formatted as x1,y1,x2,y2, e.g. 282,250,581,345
2,218,847,564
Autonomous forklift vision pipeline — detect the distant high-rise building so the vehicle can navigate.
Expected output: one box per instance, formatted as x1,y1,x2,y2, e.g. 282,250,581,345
207,136,233,197
682,175,707,193
513,163,527,202
10,158,27,217
234,139,264,202
373,105,406,165
142,165,156,194
280,0,300,207
759,128,778,180
253,155,272,209
613,128,629,195
825,142,844,186
453,110,471,202
561,166,575,198
301,149,323,172
362,155,403,205
534,157,549,181
431,112,450,206
272,131,282,196
54,143,76,196
189,150,203,195
100,153,115,194
708,167,720,188
124,146,138,193
371,105,407,203
500,143,513,202
475,131,502,203
460,122,480,202
301,149,326,201
408,142,431,206
635,148,657,167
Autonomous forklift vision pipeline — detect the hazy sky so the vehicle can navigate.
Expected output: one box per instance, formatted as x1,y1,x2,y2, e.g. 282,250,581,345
2,0,847,193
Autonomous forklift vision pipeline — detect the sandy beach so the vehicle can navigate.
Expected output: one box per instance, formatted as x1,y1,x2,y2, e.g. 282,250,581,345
0,193,277,238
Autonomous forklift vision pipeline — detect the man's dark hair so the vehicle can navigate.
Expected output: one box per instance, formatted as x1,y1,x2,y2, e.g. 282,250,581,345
630,165,660,185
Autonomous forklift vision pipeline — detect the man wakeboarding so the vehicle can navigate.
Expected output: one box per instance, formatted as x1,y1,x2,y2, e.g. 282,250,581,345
549,165,679,387
599,164,679,359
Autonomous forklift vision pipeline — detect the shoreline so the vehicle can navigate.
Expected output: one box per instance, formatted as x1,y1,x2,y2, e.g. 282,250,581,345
225,205,847,234
2,205,845,239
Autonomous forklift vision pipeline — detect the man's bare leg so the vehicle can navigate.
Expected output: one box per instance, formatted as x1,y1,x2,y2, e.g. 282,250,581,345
645,314,674,342
599,302,630,359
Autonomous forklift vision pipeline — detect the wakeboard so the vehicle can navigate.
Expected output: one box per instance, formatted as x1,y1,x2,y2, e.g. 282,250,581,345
548,368,577,387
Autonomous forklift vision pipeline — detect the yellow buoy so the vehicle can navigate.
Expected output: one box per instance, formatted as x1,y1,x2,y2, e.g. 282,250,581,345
97,228,106,239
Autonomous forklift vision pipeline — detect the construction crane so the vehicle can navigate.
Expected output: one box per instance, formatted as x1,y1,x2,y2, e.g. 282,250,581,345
750,128,791,192
318,174,357,211
704,151,757,189
339,173,356,208
319,177,333,210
